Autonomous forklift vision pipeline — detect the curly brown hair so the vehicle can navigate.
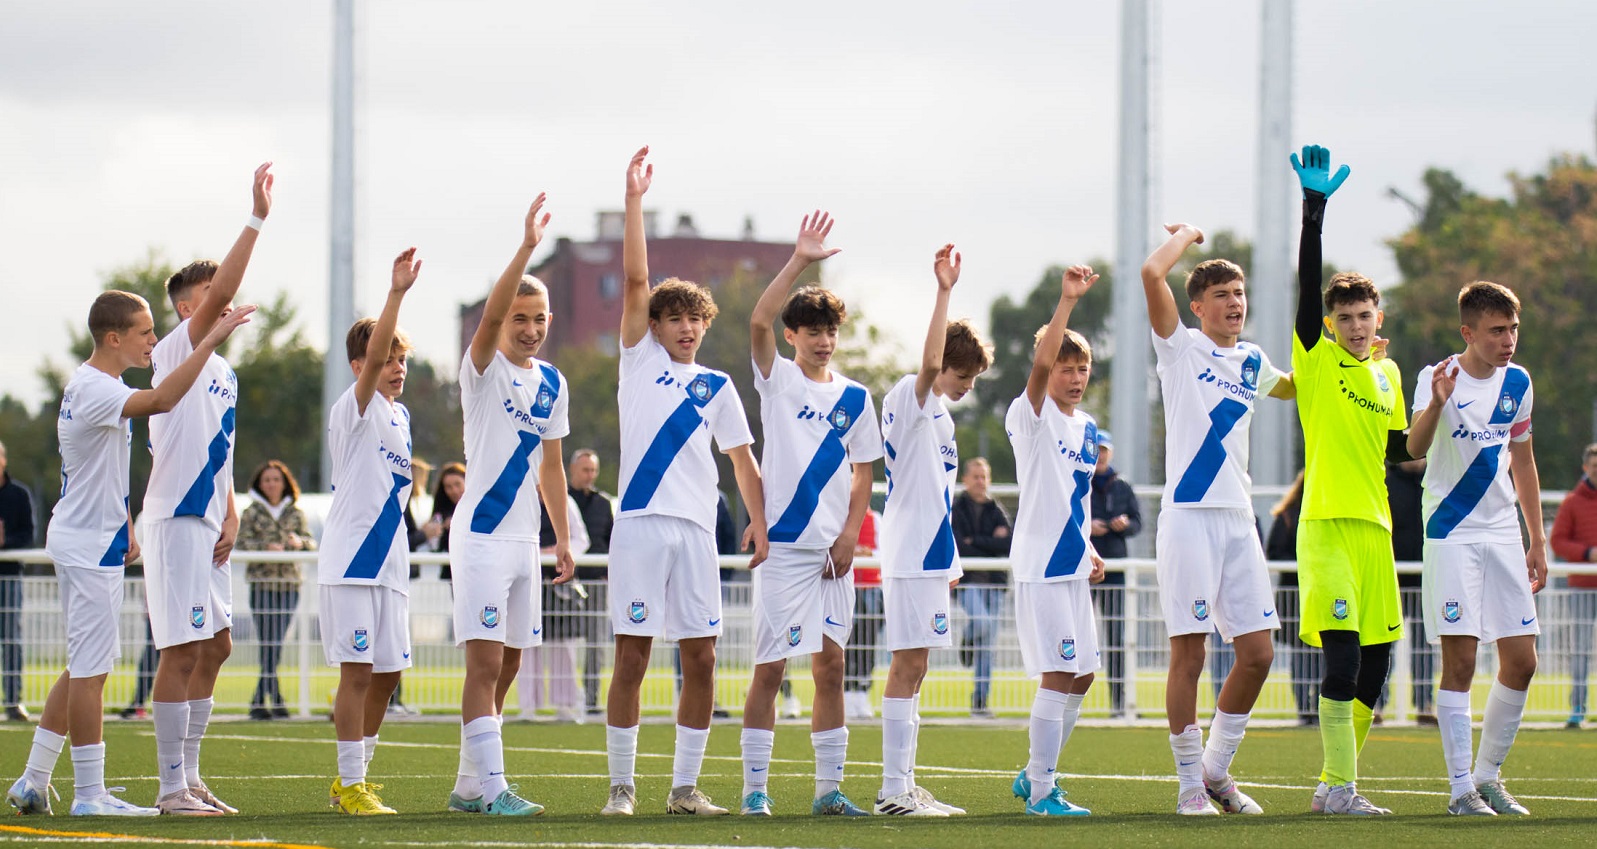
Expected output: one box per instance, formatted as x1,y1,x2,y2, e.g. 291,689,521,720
648,278,719,322
780,286,847,331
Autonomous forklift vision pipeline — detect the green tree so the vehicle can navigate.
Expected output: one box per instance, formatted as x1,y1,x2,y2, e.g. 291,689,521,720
231,291,324,490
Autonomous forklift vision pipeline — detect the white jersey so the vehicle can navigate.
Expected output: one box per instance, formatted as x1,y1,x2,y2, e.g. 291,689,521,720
1153,323,1283,510
455,351,570,542
317,386,414,593
879,374,961,580
1005,394,1099,583
756,355,883,549
1413,359,1533,543
615,333,752,532
47,364,136,569
144,319,238,530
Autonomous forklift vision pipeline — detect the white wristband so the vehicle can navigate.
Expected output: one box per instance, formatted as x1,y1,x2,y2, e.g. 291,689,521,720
246,215,266,231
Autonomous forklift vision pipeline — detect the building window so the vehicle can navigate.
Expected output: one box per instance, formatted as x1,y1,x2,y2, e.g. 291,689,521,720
599,273,620,300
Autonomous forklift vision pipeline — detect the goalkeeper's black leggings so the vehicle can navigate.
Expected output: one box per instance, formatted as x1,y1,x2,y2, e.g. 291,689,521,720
1320,630,1392,707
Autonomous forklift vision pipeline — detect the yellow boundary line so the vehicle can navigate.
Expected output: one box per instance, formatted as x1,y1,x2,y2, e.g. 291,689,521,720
0,823,328,849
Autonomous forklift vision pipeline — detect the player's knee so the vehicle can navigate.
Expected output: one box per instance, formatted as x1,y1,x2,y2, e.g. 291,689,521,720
1320,633,1361,701
751,661,786,690
812,650,844,688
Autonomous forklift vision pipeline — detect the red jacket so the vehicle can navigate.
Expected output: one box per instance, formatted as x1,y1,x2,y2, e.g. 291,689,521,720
1551,476,1597,588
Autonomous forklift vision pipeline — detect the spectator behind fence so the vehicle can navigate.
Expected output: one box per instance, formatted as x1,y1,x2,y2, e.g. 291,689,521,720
0,439,37,722
1551,443,1597,729
1087,430,1141,717
404,458,434,558
951,457,1011,717
843,509,882,719
564,449,615,715
1384,457,1434,725
1267,470,1321,725
236,460,317,720
520,489,591,722
419,463,465,560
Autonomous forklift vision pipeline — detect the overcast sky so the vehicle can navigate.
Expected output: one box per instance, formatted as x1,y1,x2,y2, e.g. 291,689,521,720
3,0,1593,408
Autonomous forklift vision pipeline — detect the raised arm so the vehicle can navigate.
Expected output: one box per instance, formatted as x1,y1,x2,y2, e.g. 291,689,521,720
1407,359,1456,459
1141,224,1203,339
1290,145,1350,350
1509,436,1548,592
470,194,550,374
1026,265,1098,413
354,248,422,415
189,162,273,344
751,211,841,378
538,437,575,584
122,305,256,419
914,244,960,405
620,146,654,349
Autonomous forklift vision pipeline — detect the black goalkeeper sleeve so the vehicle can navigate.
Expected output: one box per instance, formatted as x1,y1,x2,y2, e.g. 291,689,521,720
1296,190,1329,350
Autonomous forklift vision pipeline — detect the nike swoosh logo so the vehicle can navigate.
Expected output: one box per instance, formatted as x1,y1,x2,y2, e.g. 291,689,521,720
1211,350,1226,358
1453,772,1470,780
751,767,766,772
512,379,524,387
1263,609,1276,618
533,628,542,635
489,771,504,777
1456,400,1475,409
708,618,721,626
825,616,842,627
933,413,946,419
1337,362,1363,369
1178,760,1197,767
403,652,411,660
169,762,182,770
1522,617,1536,626
1388,623,1401,631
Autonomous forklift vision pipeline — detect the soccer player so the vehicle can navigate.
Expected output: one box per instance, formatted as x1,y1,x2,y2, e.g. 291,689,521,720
738,211,880,818
874,244,991,817
1140,223,1295,815
445,194,575,817
5,292,252,817
143,162,273,816
320,248,423,815
601,147,769,817
1004,265,1106,817
1290,145,1408,815
1407,282,1544,816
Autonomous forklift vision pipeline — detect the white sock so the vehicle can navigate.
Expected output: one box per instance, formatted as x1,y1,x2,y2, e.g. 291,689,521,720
1027,689,1069,804
607,725,639,787
880,697,915,798
337,740,365,787
672,725,711,789
455,722,482,799
1059,692,1085,755
908,692,922,787
741,727,775,796
154,700,190,795
1437,688,1474,800
363,735,378,769
70,743,106,802
183,697,212,788
465,715,508,802
812,726,848,798
1170,724,1204,795
1202,709,1250,785
1473,681,1528,786
23,727,65,789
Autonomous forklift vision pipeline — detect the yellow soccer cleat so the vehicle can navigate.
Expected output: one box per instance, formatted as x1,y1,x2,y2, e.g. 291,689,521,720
336,781,397,815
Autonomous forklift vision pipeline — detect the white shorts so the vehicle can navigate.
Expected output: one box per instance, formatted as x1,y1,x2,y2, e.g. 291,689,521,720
320,584,412,673
1423,540,1540,644
751,546,854,664
608,514,722,641
1156,508,1279,641
883,575,952,651
1015,580,1101,678
450,533,543,648
143,517,233,649
59,566,122,678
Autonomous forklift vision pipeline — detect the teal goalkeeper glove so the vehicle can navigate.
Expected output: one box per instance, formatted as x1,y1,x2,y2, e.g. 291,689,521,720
1290,144,1351,199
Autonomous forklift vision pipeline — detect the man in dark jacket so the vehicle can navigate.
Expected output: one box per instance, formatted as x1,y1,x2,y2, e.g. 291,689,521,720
0,439,36,721
564,449,615,715
951,458,1011,716
1088,431,1142,717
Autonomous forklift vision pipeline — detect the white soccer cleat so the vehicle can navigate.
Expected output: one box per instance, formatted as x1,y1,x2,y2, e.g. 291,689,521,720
913,785,965,815
189,781,237,814
6,776,56,815
666,785,728,816
71,788,160,817
873,789,948,816
1177,786,1220,815
1476,780,1529,816
600,784,636,816
1309,780,1329,813
1322,782,1391,816
156,788,223,816
1447,789,1497,816
1204,776,1263,814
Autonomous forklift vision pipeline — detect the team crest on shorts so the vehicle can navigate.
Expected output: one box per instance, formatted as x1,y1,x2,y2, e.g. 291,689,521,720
931,612,949,636
629,601,648,624
1444,601,1462,623
1059,638,1076,661
352,629,370,652
190,606,206,629
788,625,803,647
481,605,500,629
1192,599,1210,622
1333,598,1349,621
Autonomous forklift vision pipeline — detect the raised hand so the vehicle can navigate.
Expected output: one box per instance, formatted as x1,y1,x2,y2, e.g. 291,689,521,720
200,304,256,349
391,247,423,293
523,193,551,250
626,146,653,198
1290,144,1351,199
794,210,841,264
1429,355,1459,405
1164,222,1204,245
1061,264,1099,300
1371,336,1390,361
252,161,274,219
934,243,961,291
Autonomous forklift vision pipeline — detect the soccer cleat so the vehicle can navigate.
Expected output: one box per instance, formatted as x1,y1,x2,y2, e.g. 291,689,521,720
1204,776,1263,814
1322,782,1391,816
1476,780,1529,815
812,789,870,816
600,784,636,816
873,789,948,816
913,785,965,815
156,788,222,816
189,782,237,814
70,788,159,817
484,786,544,816
6,776,56,815
1177,786,1220,816
1448,789,1497,816
740,790,773,816
336,781,397,815
1011,769,1033,800
781,693,803,719
1309,780,1329,813
1566,711,1585,730
667,786,728,815
327,778,343,808
1026,786,1090,817
447,791,485,813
